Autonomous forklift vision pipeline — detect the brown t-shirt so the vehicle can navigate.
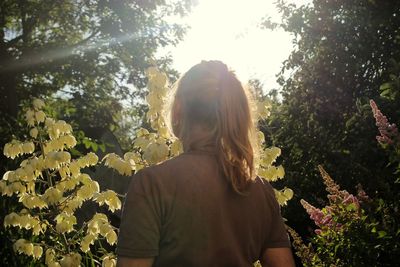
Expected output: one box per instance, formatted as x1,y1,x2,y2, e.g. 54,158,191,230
116,150,290,266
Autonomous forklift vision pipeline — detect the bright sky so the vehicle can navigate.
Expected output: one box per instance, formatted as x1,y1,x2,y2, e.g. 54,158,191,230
162,0,310,92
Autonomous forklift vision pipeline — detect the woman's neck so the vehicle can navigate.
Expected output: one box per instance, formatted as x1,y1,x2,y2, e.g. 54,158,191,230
182,124,216,153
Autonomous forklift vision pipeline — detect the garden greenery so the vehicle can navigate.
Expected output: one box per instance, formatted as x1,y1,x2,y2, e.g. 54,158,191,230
289,100,400,267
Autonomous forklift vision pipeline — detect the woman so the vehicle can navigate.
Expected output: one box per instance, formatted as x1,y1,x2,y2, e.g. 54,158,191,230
116,61,295,267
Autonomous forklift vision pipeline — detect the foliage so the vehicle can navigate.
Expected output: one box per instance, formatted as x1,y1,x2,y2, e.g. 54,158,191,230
289,102,400,267
0,0,193,163
264,0,400,237
298,166,370,266
289,167,399,266
0,98,122,266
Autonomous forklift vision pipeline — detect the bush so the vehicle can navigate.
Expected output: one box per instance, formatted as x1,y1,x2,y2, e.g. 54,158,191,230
289,101,400,267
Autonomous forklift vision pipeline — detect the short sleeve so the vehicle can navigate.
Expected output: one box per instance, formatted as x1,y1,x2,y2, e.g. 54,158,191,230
116,169,162,258
262,181,291,249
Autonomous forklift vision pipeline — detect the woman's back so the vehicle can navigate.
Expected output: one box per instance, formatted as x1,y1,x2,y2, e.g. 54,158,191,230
117,60,294,266
117,150,290,267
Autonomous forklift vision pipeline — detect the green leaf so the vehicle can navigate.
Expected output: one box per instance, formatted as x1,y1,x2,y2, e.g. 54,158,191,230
83,138,91,149
378,231,387,238
346,203,357,211
91,142,98,152
99,143,106,153
379,82,392,91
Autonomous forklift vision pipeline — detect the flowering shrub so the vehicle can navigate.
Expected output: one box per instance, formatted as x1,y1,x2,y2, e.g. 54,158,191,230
1,67,291,266
288,100,400,267
300,166,365,235
286,165,377,266
368,99,400,263
291,168,399,267
1,98,120,266
370,100,399,145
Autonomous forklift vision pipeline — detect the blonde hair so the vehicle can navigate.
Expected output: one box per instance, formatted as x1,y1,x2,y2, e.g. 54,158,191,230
169,60,256,193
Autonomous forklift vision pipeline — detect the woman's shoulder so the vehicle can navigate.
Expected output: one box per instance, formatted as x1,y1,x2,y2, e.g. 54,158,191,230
132,153,196,183
251,177,278,201
142,153,190,173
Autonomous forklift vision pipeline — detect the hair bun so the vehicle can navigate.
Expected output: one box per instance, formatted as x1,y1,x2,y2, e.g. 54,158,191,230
200,60,229,74
200,60,231,87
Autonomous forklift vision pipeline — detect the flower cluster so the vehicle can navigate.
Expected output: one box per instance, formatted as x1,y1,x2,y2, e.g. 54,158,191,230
257,146,285,182
4,211,45,235
103,153,136,176
94,190,122,212
3,141,35,159
300,200,327,230
286,226,323,267
370,100,399,145
102,67,182,174
254,130,292,205
81,213,117,253
1,99,119,266
14,239,43,259
301,166,364,235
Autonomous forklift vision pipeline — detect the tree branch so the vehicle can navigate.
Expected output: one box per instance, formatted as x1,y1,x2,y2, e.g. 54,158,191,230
8,0,59,48
72,30,100,48
18,0,28,44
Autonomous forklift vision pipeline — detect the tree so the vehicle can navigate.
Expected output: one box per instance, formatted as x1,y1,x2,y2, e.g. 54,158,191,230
0,1,192,264
0,0,192,162
263,0,400,236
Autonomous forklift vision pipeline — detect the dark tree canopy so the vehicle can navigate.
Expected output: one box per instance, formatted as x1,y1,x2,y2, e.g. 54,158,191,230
264,0,400,235
0,0,191,152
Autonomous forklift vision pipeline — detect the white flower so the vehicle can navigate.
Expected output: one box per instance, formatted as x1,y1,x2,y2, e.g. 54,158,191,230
32,245,43,259
35,111,46,123
55,213,77,233
25,109,35,126
22,142,35,154
43,187,63,204
60,252,81,267
32,98,45,109
102,255,117,267
29,128,38,138
80,234,96,253
3,141,23,159
93,190,121,212
14,239,33,256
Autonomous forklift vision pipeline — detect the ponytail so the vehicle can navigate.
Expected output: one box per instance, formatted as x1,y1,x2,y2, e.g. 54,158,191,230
171,60,256,193
215,66,255,193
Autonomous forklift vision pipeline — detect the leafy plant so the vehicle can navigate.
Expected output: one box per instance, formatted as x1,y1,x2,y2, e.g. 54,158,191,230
289,100,400,267
265,0,400,238
1,98,121,266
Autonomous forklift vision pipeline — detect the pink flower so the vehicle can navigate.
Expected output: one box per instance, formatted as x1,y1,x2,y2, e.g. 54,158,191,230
370,100,399,145
301,199,325,227
356,184,370,203
314,229,323,235
321,214,332,226
342,194,360,209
